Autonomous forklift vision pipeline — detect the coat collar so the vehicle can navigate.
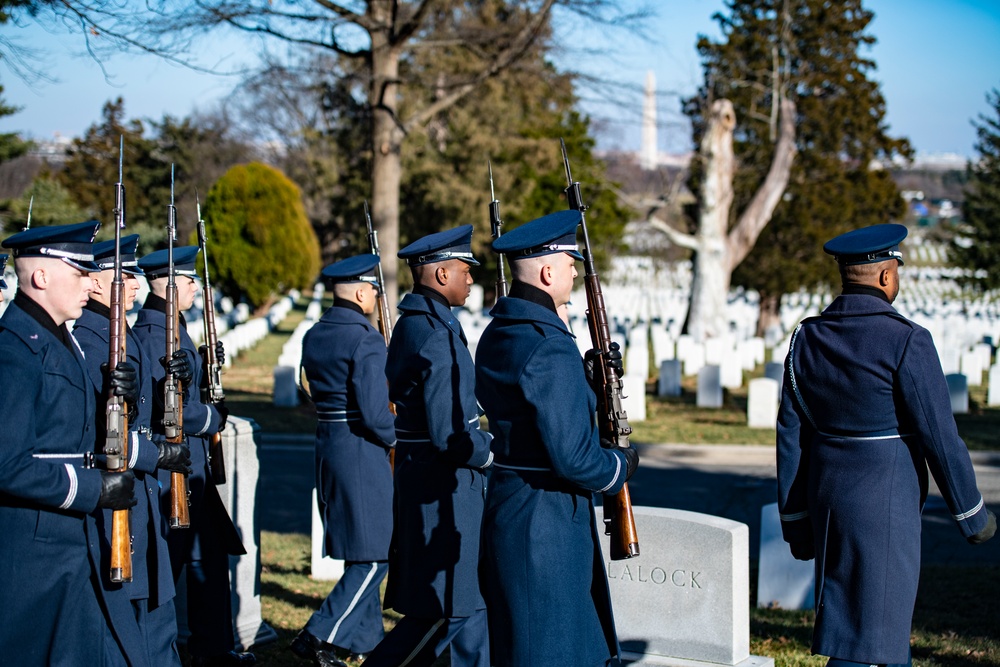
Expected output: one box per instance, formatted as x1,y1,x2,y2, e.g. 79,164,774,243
320,303,374,329
489,292,572,336
823,292,899,318
398,292,465,342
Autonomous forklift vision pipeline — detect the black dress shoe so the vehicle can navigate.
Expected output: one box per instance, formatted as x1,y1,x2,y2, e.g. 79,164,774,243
315,648,349,667
190,651,257,666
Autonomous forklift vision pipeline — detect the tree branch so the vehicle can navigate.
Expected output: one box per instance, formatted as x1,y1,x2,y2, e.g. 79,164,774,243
647,217,699,251
725,95,797,270
403,0,557,132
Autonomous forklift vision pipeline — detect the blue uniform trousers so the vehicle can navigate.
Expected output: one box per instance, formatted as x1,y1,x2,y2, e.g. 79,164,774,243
176,549,236,657
361,609,489,667
101,598,182,667
306,561,389,654
828,656,911,667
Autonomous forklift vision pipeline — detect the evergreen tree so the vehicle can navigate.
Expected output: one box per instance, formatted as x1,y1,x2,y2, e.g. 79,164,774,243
2,176,86,232
950,86,1000,292
202,162,321,309
686,0,911,331
0,86,32,163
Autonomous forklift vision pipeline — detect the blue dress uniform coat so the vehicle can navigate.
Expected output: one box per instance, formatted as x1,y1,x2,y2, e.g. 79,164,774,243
303,303,396,561
75,303,181,664
475,291,629,667
777,292,991,664
299,301,395,653
383,292,493,619
133,294,245,657
0,299,142,666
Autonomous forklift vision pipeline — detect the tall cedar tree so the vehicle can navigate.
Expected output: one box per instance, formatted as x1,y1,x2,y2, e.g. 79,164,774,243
686,0,911,332
951,87,1000,292
59,100,254,253
202,162,321,309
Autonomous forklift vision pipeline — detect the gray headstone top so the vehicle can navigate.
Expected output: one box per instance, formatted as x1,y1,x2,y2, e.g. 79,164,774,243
600,506,753,666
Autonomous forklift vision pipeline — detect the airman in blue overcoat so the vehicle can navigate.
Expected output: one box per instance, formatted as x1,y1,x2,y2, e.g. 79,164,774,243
474,210,638,667
777,224,996,667
74,234,188,666
290,254,396,667
0,222,142,666
133,246,252,667
362,225,493,667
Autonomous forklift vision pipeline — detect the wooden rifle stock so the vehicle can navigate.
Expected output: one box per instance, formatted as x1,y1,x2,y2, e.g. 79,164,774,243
561,138,639,560
107,264,133,582
165,166,190,529
197,200,227,485
107,136,132,582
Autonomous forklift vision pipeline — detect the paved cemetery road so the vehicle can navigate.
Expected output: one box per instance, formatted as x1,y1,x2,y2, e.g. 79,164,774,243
258,437,1000,565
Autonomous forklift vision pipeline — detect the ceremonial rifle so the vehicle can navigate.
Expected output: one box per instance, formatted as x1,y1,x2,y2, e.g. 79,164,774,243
365,200,397,470
196,194,227,485
164,165,190,529
560,138,639,560
488,161,507,304
107,135,132,582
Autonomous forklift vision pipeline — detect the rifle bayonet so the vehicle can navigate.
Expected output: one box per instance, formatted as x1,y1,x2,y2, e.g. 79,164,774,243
487,160,507,302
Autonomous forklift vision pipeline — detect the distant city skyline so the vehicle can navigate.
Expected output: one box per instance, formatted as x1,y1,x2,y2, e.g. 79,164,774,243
1,0,998,159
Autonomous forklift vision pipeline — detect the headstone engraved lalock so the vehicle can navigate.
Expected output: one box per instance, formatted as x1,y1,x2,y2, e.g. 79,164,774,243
599,506,773,667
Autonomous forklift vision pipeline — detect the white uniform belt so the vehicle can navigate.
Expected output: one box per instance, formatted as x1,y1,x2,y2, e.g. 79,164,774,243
317,409,361,424
493,462,552,472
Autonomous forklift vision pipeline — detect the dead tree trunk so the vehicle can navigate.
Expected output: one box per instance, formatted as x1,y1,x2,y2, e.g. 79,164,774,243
647,95,797,341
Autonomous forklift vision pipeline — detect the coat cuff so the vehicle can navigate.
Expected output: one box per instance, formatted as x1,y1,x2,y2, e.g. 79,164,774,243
65,467,104,513
953,496,988,538
779,512,813,544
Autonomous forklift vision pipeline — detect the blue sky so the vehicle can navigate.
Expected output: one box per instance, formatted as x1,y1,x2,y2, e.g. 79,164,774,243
1,0,997,158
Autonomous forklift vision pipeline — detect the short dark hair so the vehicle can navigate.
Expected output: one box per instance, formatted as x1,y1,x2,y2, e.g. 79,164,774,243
840,258,895,285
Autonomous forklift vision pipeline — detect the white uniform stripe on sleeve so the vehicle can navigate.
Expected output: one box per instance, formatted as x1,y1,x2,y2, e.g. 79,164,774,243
129,431,139,468
597,454,622,493
195,409,212,435
780,510,810,522
59,463,78,510
953,496,984,521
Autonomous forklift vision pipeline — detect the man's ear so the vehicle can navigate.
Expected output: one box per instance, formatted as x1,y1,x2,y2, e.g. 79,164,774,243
31,266,48,290
879,268,891,287
539,263,554,287
435,265,449,286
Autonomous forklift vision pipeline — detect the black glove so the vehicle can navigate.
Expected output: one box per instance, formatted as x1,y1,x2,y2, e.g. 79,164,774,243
97,471,137,510
156,439,192,475
160,350,193,386
102,361,139,407
968,509,997,545
606,341,624,377
789,541,815,561
215,399,230,432
200,340,226,367
583,342,625,388
620,445,639,481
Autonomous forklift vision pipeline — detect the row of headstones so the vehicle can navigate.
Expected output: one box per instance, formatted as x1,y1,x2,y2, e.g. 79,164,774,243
273,285,327,407
216,290,300,368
